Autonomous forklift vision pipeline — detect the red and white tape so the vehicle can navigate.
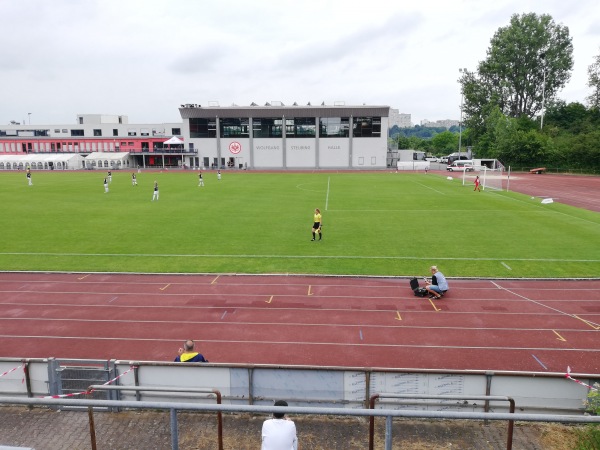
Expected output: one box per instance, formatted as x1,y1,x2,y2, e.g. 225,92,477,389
0,363,24,379
41,365,137,399
566,366,599,391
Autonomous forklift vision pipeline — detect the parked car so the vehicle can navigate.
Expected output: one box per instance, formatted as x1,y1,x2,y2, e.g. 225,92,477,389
424,157,439,162
439,156,449,164
447,161,474,172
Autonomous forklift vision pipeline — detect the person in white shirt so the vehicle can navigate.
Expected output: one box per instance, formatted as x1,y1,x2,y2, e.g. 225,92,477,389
261,400,298,450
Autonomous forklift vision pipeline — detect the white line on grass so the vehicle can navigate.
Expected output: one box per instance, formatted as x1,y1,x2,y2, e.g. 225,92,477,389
501,262,512,271
490,191,600,227
1,252,599,263
413,180,446,195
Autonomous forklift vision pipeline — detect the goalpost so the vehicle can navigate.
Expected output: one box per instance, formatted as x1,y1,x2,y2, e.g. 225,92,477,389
461,166,506,191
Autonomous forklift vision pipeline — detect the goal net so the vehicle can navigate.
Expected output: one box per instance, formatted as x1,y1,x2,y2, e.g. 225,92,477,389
461,166,505,191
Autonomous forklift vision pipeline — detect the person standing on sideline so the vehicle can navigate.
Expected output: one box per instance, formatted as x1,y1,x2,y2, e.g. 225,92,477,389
131,172,137,186
261,400,298,450
311,208,322,241
107,170,112,183
198,171,204,186
174,340,208,363
217,170,222,180
103,177,109,193
26,168,32,186
424,265,449,299
151,180,159,201
474,175,481,192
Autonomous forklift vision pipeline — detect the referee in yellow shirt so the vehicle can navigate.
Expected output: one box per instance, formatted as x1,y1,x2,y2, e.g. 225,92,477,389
311,208,322,241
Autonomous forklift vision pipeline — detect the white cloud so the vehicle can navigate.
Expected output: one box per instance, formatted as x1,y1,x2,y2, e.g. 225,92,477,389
0,0,598,125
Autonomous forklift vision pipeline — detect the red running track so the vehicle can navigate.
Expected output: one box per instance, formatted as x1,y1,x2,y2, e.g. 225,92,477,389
0,272,599,374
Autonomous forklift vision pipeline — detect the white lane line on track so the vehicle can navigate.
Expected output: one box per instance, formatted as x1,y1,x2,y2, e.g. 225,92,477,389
0,316,596,333
491,281,600,328
1,252,599,262
0,334,597,352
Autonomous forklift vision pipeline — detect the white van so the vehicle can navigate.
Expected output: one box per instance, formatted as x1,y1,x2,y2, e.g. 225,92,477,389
447,160,474,172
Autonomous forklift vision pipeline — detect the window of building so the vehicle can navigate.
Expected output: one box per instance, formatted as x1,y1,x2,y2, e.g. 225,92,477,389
71,129,84,137
171,128,181,135
189,118,217,138
62,129,68,133
285,118,316,138
93,129,102,137
220,118,249,138
140,128,149,136
113,129,118,136
252,118,282,138
128,129,137,136
54,129,60,133
353,117,381,137
319,117,350,137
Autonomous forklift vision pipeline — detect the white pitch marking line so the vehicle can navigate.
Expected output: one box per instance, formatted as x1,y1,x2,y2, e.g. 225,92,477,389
501,262,512,271
1,252,598,263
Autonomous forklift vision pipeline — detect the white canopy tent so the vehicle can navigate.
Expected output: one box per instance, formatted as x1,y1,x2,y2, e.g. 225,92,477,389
0,153,84,170
84,152,132,170
163,136,184,145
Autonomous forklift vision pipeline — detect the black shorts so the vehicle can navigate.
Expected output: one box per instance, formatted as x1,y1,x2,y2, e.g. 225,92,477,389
313,222,321,229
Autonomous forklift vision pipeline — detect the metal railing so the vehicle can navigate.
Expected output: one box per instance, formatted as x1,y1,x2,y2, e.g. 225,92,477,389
369,394,515,450
88,385,223,450
1,396,600,450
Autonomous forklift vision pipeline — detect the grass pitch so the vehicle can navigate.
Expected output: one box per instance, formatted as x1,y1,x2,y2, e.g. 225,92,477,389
1,169,599,277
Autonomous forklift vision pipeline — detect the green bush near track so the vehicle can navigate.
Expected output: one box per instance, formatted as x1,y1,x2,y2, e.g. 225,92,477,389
1,170,599,278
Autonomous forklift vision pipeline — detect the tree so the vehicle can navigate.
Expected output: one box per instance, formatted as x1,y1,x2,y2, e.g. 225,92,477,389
431,131,458,153
587,48,600,108
461,13,574,138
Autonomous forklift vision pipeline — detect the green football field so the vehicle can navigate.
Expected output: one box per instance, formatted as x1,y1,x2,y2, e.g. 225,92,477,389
1,170,599,278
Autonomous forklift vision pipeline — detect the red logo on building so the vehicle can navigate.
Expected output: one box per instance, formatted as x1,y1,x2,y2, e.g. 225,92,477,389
229,141,242,154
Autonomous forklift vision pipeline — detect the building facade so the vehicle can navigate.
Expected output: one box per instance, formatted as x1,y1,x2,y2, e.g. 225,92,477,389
180,104,390,169
388,109,412,128
0,105,390,170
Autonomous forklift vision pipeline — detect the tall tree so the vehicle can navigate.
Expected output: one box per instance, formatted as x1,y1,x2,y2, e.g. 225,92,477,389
461,13,573,138
587,48,600,108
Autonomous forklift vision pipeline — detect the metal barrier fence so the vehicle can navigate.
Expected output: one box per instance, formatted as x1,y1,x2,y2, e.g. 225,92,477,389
1,396,600,450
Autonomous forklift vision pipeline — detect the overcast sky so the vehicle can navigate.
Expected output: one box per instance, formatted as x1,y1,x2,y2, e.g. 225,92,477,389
1,0,598,127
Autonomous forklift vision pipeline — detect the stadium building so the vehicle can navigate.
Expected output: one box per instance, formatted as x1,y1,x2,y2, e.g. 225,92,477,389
0,104,390,170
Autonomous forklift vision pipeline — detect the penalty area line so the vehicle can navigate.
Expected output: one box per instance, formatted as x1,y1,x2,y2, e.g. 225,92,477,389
0,252,598,263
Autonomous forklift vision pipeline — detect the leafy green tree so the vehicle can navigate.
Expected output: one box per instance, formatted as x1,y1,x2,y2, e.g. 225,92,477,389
461,13,574,138
431,130,458,153
587,48,600,108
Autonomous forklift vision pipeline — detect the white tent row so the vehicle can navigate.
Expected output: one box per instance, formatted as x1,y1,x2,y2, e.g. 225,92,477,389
0,153,85,170
83,152,132,170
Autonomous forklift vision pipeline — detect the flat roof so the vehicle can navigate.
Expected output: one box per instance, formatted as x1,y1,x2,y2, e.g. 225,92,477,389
179,105,390,119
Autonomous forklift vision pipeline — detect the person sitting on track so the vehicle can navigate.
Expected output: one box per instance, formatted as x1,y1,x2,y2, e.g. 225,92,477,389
424,265,449,299
174,340,208,362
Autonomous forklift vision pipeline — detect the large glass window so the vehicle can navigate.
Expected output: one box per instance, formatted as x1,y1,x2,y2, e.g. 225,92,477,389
220,118,249,138
252,118,282,138
70,129,84,137
190,118,217,138
286,118,316,138
353,117,381,137
320,117,349,137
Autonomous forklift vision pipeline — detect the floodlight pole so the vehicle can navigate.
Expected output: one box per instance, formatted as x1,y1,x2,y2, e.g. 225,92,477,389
540,53,546,130
458,68,467,159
